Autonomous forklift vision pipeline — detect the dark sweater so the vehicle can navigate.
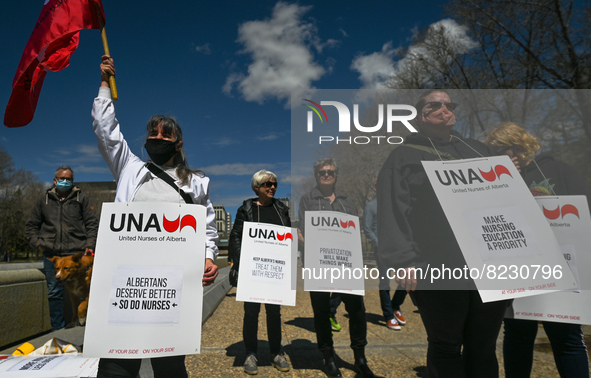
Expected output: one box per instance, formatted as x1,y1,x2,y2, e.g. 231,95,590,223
228,198,291,267
376,131,490,273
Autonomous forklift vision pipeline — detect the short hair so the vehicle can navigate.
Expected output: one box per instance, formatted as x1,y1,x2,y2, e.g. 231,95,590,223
484,122,541,164
251,169,278,193
415,89,451,114
313,158,338,176
55,165,74,180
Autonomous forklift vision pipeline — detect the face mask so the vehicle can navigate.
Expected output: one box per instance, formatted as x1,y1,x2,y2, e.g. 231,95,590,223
56,180,73,192
145,139,178,165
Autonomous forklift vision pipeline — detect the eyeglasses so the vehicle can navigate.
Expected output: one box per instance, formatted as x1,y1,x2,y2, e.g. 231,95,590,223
424,101,458,112
55,177,73,182
318,170,336,177
260,181,278,188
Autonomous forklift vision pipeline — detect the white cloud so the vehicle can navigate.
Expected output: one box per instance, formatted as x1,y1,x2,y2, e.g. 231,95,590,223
75,144,102,158
71,165,111,175
351,19,477,88
211,137,240,147
351,42,398,89
257,133,280,141
195,43,211,55
223,2,327,107
201,163,277,176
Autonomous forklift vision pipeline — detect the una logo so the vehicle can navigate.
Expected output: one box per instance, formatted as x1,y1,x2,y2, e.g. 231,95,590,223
311,216,356,229
110,213,197,233
436,165,512,186
543,204,579,220
303,99,417,133
249,228,293,241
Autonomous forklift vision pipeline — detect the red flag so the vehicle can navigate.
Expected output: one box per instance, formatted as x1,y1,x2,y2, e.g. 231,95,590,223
4,0,106,127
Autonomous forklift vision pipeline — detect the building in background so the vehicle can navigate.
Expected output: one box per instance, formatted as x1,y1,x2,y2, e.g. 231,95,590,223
75,181,117,219
214,205,232,245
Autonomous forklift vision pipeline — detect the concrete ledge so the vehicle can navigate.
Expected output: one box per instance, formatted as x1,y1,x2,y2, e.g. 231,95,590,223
1,265,232,357
0,268,45,285
0,269,51,348
202,265,232,324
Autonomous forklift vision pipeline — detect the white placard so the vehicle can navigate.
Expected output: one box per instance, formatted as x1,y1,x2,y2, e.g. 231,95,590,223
108,266,183,324
422,156,576,302
235,222,297,306
508,195,591,324
0,355,98,378
84,202,206,358
303,211,364,295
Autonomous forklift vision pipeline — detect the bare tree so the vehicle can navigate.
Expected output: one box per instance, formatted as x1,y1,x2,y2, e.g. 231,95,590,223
446,0,591,141
0,147,45,260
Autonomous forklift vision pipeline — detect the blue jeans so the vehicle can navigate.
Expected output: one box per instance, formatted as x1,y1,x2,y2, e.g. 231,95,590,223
43,253,65,330
373,247,408,320
329,293,341,317
379,288,407,321
504,318,590,377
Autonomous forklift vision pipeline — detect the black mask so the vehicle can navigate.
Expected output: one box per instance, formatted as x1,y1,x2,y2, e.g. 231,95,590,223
145,139,178,165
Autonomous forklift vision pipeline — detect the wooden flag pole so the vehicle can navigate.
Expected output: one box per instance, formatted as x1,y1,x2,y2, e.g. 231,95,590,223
96,6,118,101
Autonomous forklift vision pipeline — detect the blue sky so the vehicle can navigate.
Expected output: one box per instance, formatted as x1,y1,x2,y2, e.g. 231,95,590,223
0,0,453,218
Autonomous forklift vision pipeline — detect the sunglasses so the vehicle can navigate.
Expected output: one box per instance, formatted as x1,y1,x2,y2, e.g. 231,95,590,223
318,170,336,177
55,177,73,182
424,101,458,112
260,181,278,188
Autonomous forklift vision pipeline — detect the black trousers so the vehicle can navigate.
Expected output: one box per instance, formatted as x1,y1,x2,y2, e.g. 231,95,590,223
310,291,367,352
412,290,508,378
243,301,282,356
97,356,187,378
504,318,590,378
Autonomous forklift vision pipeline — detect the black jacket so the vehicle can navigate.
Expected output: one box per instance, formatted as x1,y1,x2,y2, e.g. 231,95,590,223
25,186,99,255
297,186,357,238
524,155,591,197
228,198,291,268
377,131,490,272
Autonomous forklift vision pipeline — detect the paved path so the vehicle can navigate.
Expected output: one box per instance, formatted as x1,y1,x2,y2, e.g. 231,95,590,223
186,286,588,377
3,266,589,377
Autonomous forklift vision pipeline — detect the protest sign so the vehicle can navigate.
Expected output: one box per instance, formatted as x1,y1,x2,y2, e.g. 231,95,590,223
422,156,576,302
303,211,364,295
235,222,297,306
0,355,98,378
84,202,206,358
508,195,591,324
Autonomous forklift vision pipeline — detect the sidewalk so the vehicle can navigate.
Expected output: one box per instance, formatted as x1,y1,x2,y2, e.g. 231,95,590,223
2,268,588,377
186,285,586,377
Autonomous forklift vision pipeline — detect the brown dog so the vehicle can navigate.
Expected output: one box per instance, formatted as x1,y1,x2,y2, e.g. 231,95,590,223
48,252,94,326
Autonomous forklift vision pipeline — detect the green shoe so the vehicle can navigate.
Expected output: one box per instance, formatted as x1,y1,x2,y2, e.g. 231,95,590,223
330,316,342,331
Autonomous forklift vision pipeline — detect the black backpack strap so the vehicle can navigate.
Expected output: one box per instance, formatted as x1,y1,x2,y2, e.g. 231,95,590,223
145,163,194,204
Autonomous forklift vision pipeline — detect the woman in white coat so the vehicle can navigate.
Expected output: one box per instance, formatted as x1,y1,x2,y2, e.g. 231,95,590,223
93,55,219,378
